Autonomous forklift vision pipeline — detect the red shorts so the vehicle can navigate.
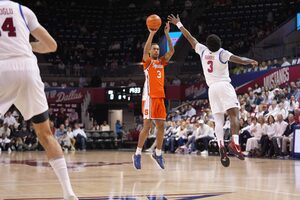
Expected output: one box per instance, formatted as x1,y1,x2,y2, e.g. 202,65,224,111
142,97,166,120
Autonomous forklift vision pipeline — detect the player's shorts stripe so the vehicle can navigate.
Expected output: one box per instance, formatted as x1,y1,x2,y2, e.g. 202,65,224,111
19,4,30,31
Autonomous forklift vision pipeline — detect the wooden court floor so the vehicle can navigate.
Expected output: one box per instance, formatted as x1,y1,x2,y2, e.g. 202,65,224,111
0,151,300,200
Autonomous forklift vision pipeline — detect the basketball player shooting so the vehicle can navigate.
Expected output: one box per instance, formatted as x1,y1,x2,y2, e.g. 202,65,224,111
0,1,77,199
168,14,258,167
132,22,174,170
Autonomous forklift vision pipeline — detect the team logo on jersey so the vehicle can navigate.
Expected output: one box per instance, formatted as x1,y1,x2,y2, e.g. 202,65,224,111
205,55,215,60
153,64,163,69
4,192,231,200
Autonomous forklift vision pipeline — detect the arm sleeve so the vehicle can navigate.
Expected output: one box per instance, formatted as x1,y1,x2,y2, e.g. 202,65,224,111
220,50,233,64
22,6,41,31
195,43,207,55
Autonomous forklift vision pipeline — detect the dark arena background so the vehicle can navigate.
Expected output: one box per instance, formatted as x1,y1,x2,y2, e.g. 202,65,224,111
0,0,300,199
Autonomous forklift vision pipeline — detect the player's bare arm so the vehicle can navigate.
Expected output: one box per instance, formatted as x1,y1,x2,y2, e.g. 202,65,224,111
143,29,157,61
30,26,57,53
164,22,175,62
167,14,198,49
229,55,258,66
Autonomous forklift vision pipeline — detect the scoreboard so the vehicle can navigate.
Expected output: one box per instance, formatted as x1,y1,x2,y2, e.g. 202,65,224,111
107,87,142,102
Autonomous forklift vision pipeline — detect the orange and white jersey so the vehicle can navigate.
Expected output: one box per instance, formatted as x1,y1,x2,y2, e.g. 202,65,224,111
142,56,168,99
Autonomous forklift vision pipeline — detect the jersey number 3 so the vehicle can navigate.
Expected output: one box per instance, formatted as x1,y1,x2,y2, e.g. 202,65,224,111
0,18,17,37
207,61,213,73
157,70,162,79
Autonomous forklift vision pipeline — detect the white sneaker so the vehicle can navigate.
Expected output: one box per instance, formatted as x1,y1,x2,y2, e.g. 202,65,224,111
8,148,12,154
201,150,208,155
0,148,2,154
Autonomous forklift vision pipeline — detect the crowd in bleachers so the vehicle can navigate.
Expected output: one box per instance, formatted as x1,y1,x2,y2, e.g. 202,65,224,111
142,80,300,159
17,0,297,78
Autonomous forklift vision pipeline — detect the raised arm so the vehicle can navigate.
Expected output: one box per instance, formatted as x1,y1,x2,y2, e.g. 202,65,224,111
164,22,175,62
143,29,157,61
229,55,258,66
168,14,198,49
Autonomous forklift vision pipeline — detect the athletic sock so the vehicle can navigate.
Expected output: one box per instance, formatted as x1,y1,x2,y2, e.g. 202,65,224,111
135,147,142,155
49,157,75,199
232,134,239,145
155,148,162,156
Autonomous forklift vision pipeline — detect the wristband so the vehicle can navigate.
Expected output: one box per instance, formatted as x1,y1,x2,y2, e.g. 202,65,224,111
176,22,183,29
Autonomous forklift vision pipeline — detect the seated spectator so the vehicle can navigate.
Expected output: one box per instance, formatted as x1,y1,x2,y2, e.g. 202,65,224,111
284,95,299,113
281,57,291,67
55,124,65,139
194,120,215,155
281,113,296,157
68,109,79,123
73,123,87,150
66,127,76,151
4,111,17,128
164,121,177,153
260,115,276,157
101,121,110,131
245,116,266,153
272,114,288,157
23,130,38,151
58,132,72,152
272,59,280,68
182,105,196,118
0,123,12,152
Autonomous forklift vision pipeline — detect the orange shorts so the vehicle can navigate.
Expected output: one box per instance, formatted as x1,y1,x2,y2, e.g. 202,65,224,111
142,97,166,120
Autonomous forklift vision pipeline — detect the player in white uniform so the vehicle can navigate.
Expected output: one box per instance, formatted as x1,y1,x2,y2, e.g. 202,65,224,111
168,14,258,167
0,1,78,199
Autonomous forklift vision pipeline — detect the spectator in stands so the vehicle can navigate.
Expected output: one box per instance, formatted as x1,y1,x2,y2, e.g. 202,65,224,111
260,62,268,71
73,123,87,151
272,114,288,157
69,109,79,123
260,115,276,157
172,111,182,122
164,121,177,153
284,95,299,113
281,57,291,67
58,132,72,152
0,123,12,152
4,111,17,128
273,59,280,68
57,108,67,127
55,124,66,139
281,113,296,157
245,116,266,153
170,121,187,153
101,121,110,131
115,120,123,140
23,130,38,151
239,118,252,151
195,120,215,155
172,76,181,86
66,127,76,151
183,105,196,118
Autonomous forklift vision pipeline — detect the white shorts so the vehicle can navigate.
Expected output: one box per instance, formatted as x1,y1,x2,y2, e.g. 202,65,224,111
208,81,240,114
0,57,48,120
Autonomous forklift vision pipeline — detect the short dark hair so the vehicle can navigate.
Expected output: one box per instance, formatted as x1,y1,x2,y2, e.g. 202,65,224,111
206,34,221,52
151,43,159,47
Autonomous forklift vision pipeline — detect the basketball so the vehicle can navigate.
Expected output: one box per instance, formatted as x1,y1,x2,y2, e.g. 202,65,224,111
146,14,162,31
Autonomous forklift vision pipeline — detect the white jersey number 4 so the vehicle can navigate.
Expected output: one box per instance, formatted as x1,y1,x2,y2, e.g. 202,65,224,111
0,17,17,37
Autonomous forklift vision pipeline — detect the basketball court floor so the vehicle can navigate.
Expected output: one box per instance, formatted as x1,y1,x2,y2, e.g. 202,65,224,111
0,151,299,200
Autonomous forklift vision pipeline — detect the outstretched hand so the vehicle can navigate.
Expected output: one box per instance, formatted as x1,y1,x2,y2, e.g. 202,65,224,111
167,14,181,25
250,60,258,67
